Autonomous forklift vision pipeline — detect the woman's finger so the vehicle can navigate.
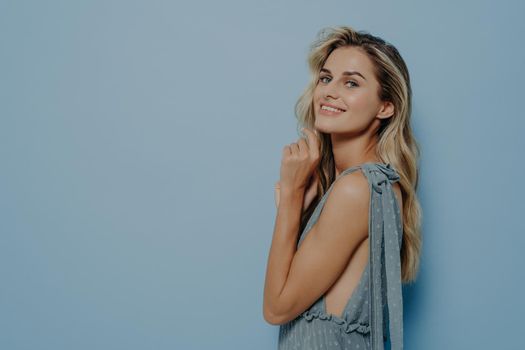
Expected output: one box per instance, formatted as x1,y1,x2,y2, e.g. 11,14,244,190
289,142,299,155
302,127,320,158
297,137,308,155
282,144,289,157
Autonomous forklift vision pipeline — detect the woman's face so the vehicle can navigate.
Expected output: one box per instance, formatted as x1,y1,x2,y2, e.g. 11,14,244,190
313,46,392,135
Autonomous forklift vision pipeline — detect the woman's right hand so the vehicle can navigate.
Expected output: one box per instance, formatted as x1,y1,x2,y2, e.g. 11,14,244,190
274,127,320,211
274,171,319,211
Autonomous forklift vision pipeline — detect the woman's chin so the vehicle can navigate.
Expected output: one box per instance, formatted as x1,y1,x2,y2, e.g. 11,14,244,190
314,119,339,133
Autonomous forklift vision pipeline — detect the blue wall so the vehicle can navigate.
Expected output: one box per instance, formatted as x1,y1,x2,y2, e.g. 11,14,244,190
1,0,524,349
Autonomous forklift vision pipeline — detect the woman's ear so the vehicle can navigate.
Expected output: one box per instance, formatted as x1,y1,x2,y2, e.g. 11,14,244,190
378,101,395,119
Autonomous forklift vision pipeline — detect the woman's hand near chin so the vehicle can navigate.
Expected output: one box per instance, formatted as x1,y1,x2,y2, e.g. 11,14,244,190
274,127,320,210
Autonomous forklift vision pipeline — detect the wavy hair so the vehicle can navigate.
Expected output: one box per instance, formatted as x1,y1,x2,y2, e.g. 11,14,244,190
296,25,422,284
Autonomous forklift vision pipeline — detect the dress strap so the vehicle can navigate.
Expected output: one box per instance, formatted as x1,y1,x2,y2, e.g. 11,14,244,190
361,163,403,350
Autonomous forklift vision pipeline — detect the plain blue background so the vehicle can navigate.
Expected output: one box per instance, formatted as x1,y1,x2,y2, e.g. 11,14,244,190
1,0,524,349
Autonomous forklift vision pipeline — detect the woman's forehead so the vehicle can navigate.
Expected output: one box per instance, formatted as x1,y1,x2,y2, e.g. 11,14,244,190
323,47,374,78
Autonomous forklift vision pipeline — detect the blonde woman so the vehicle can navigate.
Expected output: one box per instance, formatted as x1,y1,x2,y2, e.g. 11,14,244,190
263,26,422,350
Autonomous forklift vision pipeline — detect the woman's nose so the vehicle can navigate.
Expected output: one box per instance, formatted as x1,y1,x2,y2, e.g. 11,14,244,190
324,91,339,101
323,83,339,100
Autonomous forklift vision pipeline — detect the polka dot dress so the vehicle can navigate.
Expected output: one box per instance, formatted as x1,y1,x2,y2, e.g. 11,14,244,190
278,163,404,350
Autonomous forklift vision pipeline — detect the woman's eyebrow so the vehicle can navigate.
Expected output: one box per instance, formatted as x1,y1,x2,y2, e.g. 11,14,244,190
320,68,367,81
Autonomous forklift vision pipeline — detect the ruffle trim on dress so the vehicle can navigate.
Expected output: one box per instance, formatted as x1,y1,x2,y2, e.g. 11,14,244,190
301,309,370,334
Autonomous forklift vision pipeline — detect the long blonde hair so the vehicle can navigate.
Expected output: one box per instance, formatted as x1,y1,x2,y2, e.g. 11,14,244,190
296,26,422,284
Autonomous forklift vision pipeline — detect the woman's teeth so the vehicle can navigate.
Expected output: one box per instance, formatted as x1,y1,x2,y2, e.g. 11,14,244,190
321,105,344,112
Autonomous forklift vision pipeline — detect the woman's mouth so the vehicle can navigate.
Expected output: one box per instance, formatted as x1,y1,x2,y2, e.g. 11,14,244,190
319,104,346,116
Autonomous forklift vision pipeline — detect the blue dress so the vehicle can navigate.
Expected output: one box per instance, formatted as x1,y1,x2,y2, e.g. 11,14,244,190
278,162,404,350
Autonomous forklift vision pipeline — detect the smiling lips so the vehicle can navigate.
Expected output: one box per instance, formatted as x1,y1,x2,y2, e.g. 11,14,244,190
320,103,346,115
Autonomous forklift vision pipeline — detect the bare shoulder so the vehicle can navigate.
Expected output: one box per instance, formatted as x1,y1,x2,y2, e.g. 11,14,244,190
314,170,371,240
330,170,370,203
328,169,402,211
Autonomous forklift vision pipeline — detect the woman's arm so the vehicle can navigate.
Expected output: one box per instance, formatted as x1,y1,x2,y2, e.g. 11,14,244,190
263,185,304,324
263,169,370,325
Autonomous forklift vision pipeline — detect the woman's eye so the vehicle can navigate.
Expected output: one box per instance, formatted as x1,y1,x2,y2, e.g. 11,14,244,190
318,76,358,88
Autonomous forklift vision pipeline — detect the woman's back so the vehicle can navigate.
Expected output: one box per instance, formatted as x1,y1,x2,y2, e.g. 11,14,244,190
278,162,404,350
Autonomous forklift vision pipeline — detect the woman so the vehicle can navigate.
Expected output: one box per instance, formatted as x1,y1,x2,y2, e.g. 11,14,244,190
263,26,422,350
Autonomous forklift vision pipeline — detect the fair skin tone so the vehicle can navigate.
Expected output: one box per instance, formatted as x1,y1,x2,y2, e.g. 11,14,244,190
263,46,403,325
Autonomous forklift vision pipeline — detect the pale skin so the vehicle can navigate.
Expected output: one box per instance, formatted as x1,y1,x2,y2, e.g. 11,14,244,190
263,46,403,325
